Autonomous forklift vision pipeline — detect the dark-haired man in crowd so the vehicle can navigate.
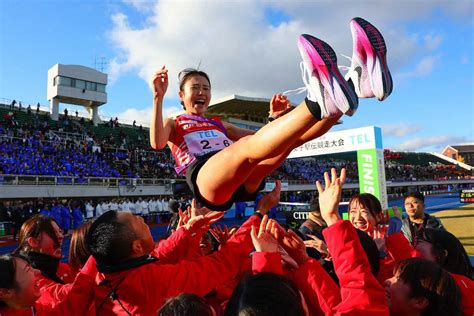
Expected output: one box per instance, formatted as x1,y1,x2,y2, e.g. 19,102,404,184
401,191,445,244
85,185,280,315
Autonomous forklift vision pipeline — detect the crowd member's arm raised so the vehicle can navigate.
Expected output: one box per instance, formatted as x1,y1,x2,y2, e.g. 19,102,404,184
152,202,223,262
250,215,282,275
318,168,389,315
141,185,281,312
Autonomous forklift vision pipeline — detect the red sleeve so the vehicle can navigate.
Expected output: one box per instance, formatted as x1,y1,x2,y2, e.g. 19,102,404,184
451,273,474,316
142,215,261,310
57,262,76,284
293,258,340,316
323,220,389,315
151,226,201,263
35,257,97,316
252,252,282,275
386,232,419,262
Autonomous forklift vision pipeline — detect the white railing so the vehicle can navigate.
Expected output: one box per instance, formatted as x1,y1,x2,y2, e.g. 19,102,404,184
0,175,185,186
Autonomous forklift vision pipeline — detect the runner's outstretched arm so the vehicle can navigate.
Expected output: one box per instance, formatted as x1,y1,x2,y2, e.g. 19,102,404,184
150,66,174,150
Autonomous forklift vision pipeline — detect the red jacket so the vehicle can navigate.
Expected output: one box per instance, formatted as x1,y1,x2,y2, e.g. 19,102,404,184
318,220,388,315
382,233,474,315
90,215,260,316
451,273,474,316
0,257,97,316
151,226,201,263
377,232,419,284
251,221,389,316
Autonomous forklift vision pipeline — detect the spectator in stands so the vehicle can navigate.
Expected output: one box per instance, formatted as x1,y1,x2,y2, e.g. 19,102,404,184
95,201,103,218
85,200,94,219
12,203,27,241
60,203,73,235
39,205,50,217
72,204,84,230
50,202,62,227
401,192,445,244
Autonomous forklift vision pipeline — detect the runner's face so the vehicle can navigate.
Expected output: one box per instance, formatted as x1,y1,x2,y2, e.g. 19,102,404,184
349,200,377,233
404,197,424,218
180,75,211,115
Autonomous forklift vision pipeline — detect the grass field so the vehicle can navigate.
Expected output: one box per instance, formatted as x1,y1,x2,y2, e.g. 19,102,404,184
431,203,474,255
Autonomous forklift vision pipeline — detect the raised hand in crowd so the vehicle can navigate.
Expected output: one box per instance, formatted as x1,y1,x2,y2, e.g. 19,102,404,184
250,215,279,253
256,180,281,215
176,208,190,230
279,229,309,266
184,212,224,237
317,168,346,226
304,234,330,260
209,225,232,246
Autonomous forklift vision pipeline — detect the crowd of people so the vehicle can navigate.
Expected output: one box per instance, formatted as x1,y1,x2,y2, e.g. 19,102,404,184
0,171,472,315
1,103,472,183
0,196,182,240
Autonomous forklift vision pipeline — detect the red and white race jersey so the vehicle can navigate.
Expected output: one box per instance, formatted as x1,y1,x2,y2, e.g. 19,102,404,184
170,114,233,174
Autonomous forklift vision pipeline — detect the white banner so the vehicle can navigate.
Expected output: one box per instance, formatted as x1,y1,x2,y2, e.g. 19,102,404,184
288,126,382,158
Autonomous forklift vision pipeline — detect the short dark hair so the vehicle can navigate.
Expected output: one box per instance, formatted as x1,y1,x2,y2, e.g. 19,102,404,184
395,258,462,316
158,293,212,316
404,191,425,203
418,228,473,279
225,272,305,316
85,211,136,265
348,193,383,219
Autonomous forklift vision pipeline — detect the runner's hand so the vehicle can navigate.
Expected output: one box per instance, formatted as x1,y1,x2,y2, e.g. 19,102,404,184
269,94,291,120
151,66,169,98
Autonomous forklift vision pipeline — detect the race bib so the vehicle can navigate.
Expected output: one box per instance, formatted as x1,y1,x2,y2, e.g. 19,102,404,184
184,130,233,157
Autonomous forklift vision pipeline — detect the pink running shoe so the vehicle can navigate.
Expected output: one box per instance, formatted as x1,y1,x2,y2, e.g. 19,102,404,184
346,17,393,101
297,34,359,117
